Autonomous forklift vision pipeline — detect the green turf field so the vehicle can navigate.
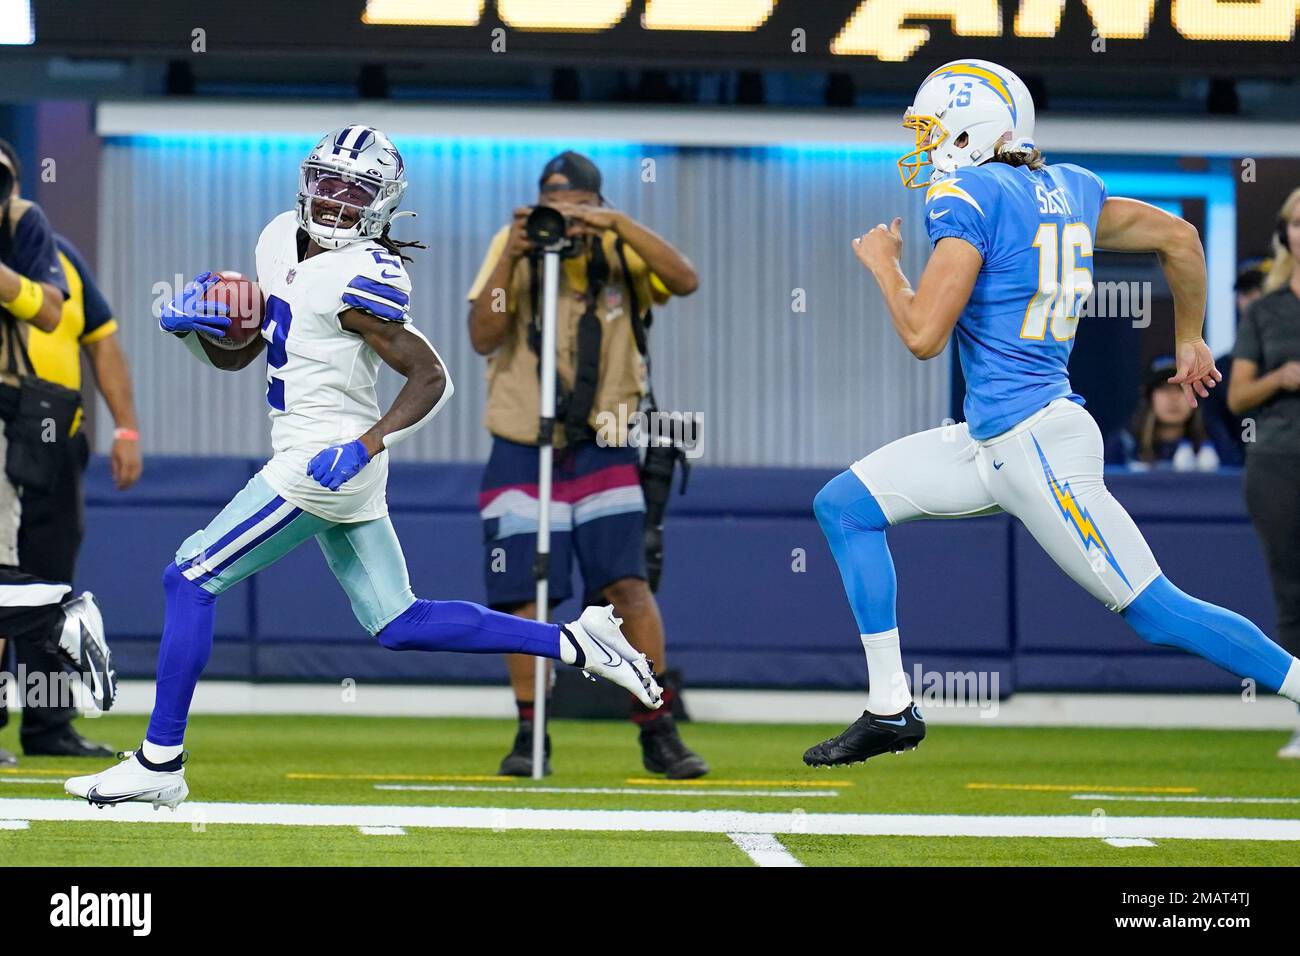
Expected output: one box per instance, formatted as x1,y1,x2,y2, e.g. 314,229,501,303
3,714,1298,866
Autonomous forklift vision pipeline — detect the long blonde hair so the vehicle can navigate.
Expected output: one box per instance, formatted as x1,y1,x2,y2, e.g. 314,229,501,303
1264,186,1300,293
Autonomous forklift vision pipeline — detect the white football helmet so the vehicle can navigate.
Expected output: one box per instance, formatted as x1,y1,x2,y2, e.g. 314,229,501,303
899,59,1037,188
297,125,408,249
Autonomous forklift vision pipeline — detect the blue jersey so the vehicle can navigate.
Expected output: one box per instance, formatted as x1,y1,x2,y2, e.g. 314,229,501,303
924,161,1108,439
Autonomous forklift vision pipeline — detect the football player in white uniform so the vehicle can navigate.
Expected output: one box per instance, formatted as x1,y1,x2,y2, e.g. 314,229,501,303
67,125,661,809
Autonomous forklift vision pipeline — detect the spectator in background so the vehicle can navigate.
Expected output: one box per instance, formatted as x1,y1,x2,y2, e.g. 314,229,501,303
1105,357,1220,471
0,138,140,759
1202,259,1272,466
1228,186,1300,758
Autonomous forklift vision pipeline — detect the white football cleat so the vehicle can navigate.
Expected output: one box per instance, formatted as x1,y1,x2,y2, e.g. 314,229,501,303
66,751,189,810
1278,729,1300,760
561,605,663,709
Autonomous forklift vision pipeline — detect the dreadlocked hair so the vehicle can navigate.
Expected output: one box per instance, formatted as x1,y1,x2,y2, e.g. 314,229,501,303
377,224,427,263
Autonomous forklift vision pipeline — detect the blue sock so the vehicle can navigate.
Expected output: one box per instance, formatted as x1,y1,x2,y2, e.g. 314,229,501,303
1123,575,1297,693
145,563,216,747
377,599,561,658
813,469,897,634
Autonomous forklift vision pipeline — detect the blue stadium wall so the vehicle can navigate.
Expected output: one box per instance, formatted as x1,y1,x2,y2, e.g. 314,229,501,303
83,456,1272,694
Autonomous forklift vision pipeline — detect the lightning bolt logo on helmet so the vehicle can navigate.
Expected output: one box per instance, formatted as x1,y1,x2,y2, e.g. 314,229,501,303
898,59,1037,189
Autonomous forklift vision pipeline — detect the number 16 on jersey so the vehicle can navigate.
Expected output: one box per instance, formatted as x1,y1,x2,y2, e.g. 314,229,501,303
1021,221,1093,342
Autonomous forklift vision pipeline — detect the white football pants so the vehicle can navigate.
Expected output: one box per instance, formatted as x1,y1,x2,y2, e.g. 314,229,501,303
851,398,1161,611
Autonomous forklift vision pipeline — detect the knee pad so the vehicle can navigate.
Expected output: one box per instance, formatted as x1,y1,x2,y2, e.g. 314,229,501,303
376,602,420,652
814,470,889,534
163,561,216,605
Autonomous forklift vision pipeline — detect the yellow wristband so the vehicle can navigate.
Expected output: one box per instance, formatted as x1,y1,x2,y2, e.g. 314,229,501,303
1,276,43,322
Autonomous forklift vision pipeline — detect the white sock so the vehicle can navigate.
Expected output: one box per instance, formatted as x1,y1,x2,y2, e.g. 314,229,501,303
142,740,183,765
862,629,910,715
1279,658,1300,705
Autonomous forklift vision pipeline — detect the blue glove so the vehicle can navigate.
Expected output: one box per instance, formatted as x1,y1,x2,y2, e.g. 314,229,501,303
307,440,371,491
160,271,231,337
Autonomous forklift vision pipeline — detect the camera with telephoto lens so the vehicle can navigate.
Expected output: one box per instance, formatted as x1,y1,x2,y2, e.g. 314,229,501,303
524,204,582,259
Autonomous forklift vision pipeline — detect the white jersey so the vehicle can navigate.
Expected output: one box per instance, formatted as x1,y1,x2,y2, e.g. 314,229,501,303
252,211,413,522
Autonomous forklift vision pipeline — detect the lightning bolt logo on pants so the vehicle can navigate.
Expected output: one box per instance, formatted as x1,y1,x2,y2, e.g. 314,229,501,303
1030,435,1131,589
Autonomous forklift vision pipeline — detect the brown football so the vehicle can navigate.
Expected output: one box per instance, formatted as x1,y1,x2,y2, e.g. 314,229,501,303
199,271,265,350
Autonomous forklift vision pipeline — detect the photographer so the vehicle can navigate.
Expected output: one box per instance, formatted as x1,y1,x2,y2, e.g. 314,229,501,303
466,151,706,778
0,140,137,759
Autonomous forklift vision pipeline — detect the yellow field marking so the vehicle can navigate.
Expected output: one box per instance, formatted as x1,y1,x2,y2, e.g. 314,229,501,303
625,777,853,789
966,783,1198,794
287,772,517,783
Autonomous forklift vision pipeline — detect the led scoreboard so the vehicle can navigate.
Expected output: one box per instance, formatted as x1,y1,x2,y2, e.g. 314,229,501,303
25,0,1300,72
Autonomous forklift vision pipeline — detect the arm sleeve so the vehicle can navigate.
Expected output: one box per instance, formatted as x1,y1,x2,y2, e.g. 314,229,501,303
59,240,117,343
11,204,69,296
466,227,510,302
923,175,994,259
621,244,672,307
1232,303,1262,366
1081,166,1109,209
341,253,412,323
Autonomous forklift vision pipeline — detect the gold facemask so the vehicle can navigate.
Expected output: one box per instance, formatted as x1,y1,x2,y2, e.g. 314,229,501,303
898,113,947,189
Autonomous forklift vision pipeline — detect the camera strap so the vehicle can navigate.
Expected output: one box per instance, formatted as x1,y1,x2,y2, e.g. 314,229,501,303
612,237,655,409
0,201,12,265
525,237,610,445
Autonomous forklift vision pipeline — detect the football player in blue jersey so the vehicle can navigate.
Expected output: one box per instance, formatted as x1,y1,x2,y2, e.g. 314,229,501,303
805,60,1300,766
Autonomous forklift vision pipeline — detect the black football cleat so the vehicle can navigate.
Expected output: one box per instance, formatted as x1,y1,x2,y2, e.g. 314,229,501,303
803,704,926,767
640,715,710,779
497,720,551,777
23,727,114,759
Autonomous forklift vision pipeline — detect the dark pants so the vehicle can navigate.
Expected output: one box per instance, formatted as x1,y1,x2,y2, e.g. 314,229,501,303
13,430,88,742
1245,452,1300,657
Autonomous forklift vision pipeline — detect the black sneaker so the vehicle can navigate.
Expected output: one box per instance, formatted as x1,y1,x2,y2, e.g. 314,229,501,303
640,715,710,779
497,720,551,777
803,704,926,767
0,746,15,766
22,727,114,758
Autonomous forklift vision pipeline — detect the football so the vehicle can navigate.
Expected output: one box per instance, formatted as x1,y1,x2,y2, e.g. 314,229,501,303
199,271,265,350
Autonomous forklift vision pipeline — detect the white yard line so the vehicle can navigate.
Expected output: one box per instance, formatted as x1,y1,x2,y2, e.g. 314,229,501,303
1103,838,1157,848
0,820,29,830
4,798,1300,841
1073,794,1300,806
727,833,804,867
0,778,61,785
374,784,839,798
358,826,406,836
